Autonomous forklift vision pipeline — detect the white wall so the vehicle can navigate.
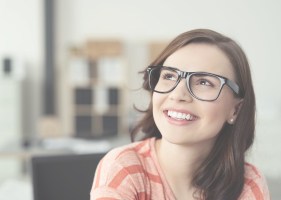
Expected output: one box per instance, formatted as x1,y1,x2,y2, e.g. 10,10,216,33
0,0,44,183
0,0,44,137
0,0,43,79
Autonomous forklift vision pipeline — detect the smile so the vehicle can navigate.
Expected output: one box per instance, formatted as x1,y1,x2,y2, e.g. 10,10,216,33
167,110,197,121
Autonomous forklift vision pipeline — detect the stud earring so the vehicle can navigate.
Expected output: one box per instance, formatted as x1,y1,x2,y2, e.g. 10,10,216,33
229,118,234,124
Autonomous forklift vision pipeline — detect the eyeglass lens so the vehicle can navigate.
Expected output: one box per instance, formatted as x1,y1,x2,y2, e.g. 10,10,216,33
149,67,223,101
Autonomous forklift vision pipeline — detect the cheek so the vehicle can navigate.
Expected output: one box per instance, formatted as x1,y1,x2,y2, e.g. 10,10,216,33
152,93,167,125
152,93,165,109
152,93,160,117
208,92,236,119
202,101,232,127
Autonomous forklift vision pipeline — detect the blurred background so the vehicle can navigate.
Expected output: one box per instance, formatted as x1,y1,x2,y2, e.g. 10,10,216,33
0,0,280,199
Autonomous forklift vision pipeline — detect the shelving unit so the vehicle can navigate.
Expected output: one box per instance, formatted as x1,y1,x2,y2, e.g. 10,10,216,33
73,84,124,138
65,40,128,139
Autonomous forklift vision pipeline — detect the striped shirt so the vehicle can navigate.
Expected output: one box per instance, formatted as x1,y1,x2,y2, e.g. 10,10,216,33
91,137,270,200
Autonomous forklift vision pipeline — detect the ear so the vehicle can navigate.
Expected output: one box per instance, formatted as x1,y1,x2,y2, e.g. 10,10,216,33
227,99,243,124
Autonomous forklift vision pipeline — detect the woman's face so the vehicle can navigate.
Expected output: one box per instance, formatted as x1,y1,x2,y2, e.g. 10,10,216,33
152,43,241,149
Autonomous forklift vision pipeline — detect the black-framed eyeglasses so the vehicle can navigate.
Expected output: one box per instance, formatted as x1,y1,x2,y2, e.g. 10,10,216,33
147,66,240,101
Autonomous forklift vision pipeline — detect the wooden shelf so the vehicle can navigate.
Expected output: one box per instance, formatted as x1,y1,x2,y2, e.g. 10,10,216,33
65,40,128,139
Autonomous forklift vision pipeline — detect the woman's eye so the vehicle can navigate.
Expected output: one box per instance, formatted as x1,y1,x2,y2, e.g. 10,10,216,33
162,73,177,81
198,79,212,86
199,80,211,86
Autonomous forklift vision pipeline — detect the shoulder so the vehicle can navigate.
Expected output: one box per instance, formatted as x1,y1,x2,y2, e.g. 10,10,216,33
239,163,270,200
244,163,268,188
101,137,153,168
91,138,156,199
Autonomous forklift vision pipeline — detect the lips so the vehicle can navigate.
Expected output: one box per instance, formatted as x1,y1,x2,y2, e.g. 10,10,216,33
166,110,198,121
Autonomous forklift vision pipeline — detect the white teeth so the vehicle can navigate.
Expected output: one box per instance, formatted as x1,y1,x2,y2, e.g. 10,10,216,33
167,110,194,121
177,113,183,118
185,114,191,120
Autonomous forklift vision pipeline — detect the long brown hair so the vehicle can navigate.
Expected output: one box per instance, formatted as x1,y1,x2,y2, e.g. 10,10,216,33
130,29,256,200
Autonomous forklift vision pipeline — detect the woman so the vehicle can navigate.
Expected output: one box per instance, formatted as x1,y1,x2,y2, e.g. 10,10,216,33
91,29,270,200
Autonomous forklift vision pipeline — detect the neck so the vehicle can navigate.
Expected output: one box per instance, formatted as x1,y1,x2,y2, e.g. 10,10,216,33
155,138,213,198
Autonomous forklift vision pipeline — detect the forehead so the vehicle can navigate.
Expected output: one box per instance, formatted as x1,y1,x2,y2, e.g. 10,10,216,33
163,43,235,79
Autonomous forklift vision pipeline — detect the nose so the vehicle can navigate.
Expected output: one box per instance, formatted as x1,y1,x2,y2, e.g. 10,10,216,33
168,79,193,102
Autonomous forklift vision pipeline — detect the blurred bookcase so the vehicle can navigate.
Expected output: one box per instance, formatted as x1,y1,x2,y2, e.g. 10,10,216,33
65,40,128,139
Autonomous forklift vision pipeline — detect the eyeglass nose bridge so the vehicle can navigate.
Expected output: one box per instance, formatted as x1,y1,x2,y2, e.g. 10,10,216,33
176,71,194,95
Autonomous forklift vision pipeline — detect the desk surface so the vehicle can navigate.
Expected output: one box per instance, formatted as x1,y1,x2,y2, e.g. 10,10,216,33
0,136,130,157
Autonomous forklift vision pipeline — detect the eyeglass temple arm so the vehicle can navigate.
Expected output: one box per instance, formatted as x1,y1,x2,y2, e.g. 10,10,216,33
226,79,240,96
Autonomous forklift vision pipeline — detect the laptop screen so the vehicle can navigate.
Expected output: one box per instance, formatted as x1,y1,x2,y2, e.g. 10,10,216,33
31,153,105,200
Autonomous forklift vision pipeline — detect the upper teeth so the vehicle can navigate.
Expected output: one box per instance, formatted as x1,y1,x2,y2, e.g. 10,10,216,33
167,110,193,120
